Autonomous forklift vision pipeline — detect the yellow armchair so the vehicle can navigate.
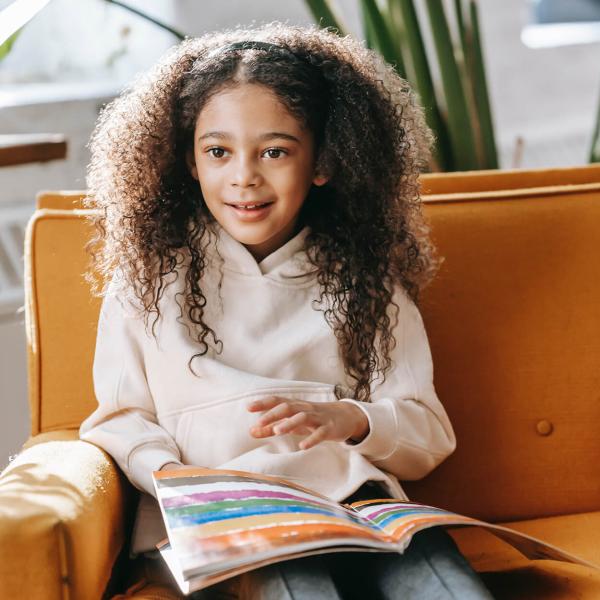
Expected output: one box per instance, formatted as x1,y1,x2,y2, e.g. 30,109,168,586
2,166,600,599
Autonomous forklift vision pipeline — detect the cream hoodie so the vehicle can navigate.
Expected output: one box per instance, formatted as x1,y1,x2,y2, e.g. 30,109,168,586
79,222,456,553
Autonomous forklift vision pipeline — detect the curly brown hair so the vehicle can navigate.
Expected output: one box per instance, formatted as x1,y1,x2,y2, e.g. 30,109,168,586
85,22,440,403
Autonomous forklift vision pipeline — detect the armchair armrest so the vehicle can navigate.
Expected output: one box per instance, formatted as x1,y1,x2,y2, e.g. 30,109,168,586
0,430,136,600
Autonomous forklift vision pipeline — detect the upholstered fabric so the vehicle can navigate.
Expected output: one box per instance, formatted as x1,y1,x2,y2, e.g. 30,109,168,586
449,511,600,599
0,430,133,600
420,163,600,195
25,208,101,433
405,181,600,522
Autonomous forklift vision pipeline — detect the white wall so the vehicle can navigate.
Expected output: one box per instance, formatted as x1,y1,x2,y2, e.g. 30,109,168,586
1,0,599,467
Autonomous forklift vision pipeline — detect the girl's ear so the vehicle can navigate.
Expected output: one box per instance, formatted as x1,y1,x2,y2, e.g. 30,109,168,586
186,148,199,180
313,154,329,186
312,172,329,187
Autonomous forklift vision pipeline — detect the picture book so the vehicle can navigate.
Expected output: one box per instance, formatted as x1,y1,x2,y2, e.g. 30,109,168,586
152,467,596,595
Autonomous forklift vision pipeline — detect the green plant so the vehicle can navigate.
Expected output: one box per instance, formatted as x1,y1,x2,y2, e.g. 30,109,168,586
590,86,600,163
0,31,20,61
305,0,498,172
0,0,52,60
0,0,183,66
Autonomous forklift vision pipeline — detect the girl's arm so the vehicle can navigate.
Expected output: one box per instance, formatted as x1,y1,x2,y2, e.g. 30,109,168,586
79,286,183,497
337,287,457,480
248,287,456,481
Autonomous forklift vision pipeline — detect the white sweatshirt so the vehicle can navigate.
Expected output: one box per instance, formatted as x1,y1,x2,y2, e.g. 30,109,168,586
79,222,456,553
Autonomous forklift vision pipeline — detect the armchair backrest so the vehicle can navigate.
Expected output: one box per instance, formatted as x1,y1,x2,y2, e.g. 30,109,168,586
25,165,600,523
25,194,99,434
406,166,600,521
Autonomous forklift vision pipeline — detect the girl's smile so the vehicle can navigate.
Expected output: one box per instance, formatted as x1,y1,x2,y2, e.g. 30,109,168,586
186,83,328,262
226,202,274,220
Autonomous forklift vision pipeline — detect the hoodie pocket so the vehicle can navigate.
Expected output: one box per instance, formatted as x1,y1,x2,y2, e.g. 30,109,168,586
173,386,336,467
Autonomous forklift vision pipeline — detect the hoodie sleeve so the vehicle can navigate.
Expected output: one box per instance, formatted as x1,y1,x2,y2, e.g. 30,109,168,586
339,286,456,481
79,285,182,496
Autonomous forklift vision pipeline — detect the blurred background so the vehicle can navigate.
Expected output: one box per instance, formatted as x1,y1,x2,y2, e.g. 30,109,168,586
1,0,599,465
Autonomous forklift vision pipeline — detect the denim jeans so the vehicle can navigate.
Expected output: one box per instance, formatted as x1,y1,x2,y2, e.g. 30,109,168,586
191,481,494,600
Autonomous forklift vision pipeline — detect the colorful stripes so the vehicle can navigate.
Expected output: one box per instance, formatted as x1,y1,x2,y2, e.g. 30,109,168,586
168,502,352,528
162,488,335,510
153,469,479,578
155,474,386,572
352,500,477,539
153,469,585,584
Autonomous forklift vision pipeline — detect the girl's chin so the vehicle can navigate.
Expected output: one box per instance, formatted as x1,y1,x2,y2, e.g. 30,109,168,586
219,219,273,243
230,230,276,249
221,221,288,262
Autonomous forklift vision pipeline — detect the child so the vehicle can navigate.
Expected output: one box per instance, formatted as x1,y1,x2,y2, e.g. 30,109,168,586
80,23,493,599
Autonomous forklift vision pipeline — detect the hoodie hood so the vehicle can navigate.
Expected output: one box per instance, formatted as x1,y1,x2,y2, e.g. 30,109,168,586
205,221,318,283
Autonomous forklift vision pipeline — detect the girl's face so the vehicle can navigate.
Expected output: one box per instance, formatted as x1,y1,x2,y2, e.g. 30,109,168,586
187,83,327,262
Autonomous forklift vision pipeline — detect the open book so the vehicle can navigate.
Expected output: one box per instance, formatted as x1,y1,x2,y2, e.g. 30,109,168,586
153,467,596,595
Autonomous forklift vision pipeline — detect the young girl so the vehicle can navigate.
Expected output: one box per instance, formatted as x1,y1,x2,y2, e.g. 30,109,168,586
80,23,493,600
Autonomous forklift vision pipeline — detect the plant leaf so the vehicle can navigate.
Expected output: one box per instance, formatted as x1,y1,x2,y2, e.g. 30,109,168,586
304,0,347,34
590,85,600,163
468,0,498,168
360,0,405,75
0,0,53,47
393,0,451,170
0,29,20,61
424,0,478,170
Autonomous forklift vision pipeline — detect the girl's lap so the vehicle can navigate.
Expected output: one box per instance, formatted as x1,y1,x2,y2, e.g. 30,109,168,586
190,527,493,600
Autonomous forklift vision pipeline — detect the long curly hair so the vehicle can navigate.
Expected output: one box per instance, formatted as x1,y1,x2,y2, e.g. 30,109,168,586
85,22,440,402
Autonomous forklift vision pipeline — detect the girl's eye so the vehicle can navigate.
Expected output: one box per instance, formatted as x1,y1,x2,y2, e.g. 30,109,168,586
263,148,287,159
207,147,227,158
205,147,287,159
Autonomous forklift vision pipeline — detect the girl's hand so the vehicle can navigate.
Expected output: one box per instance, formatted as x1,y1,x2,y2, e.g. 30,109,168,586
247,397,370,450
160,462,193,471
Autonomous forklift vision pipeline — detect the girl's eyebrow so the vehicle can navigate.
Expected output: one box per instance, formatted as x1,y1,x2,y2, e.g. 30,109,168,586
198,131,300,143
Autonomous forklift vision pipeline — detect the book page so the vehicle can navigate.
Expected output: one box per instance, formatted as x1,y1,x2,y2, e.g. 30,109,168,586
349,499,475,540
349,499,598,568
153,467,393,580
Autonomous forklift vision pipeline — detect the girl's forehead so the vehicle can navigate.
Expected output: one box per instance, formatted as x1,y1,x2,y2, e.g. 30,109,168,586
197,83,302,131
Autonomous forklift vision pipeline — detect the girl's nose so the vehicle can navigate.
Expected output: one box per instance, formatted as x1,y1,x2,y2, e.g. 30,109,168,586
231,155,261,188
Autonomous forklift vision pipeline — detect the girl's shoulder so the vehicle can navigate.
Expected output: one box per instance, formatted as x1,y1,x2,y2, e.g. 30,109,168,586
388,281,424,328
101,270,144,319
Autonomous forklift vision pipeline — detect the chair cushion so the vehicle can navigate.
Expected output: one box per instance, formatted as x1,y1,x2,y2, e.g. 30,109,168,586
450,511,600,599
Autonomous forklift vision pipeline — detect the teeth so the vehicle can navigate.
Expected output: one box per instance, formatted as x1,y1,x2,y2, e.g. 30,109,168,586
236,204,266,210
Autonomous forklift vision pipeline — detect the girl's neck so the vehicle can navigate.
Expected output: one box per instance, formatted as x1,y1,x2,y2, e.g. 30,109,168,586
225,215,307,264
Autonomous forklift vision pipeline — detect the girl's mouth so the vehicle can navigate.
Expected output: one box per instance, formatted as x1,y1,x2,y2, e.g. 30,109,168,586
226,202,274,221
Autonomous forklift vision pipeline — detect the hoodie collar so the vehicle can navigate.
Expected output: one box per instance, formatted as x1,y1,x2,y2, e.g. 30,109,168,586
206,221,317,281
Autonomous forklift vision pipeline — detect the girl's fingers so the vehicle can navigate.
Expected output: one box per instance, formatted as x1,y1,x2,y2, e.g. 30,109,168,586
272,411,308,434
256,401,295,427
249,398,296,438
247,396,284,413
299,425,329,450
